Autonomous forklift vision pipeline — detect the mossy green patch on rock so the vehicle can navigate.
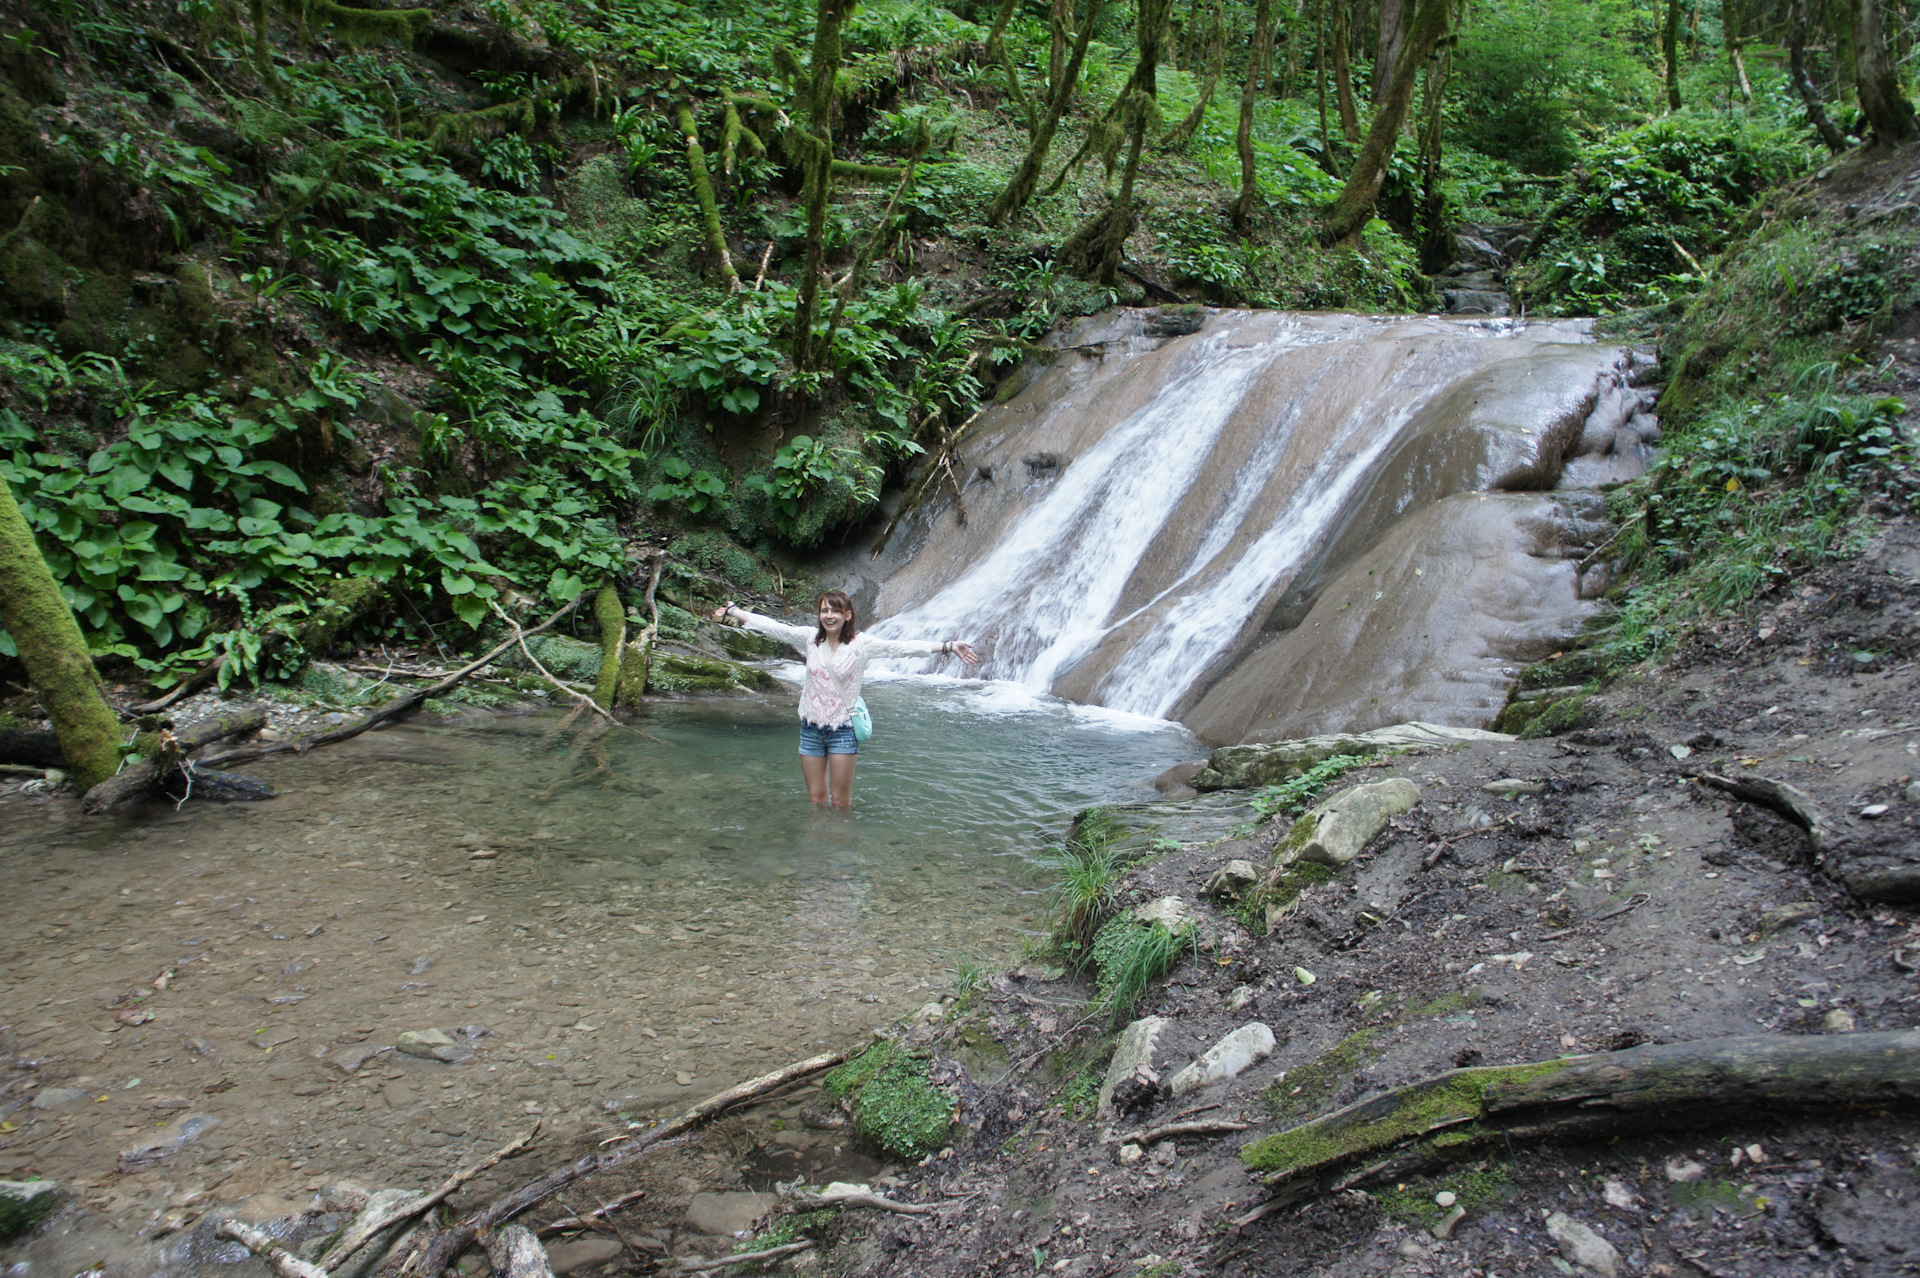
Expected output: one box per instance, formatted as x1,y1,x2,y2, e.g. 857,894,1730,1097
824,1041,952,1160
0,1180,61,1241
1497,693,1597,738
645,651,778,695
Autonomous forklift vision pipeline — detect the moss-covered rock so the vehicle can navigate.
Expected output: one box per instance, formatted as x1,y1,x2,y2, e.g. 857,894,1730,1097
0,1180,61,1241
1510,695,1597,739
645,651,779,695
823,1041,952,1159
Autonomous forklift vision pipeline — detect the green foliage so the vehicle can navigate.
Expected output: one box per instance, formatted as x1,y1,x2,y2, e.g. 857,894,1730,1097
823,1041,952,1159
1059,1065,1103,1120
1043,840,1121,958
1370,1164,1514,1227
1090,917,1190,1023
1249,754,1374,822
1517,113,1816,315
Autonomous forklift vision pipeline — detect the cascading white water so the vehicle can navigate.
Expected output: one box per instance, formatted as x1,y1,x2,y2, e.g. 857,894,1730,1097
868,311,1651,734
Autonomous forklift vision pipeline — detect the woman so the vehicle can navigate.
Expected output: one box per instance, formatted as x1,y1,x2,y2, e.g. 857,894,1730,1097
713,592,979,808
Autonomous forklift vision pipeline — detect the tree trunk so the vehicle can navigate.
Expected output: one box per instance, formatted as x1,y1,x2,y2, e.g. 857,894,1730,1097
1790,0,1851,152
1162,0,1225,147
990,0,1107,226
1332,0,1360,144
1413,39,1450,271
674,103,740,291
1049,0,1072,98
987,0,1036,136
1320,0,1448,244
790,0,851,372
1853,0,1917,141
1315,0,1333,171
591,582,625,711
0,482,122,792
1232,0,1277,228
1725,0,1753,103
1664,0,1685,110
1374,0,1403,102
1099,0,1174,286
1243,1030,1920,1201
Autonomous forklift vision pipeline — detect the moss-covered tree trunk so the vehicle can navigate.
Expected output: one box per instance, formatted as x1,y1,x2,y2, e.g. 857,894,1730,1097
1231,0,1275,229
1853,0,1918,142
0,482,121,792
675,103,741,291
1331,0,1360,145
1097,0,1173,287
1790,0,1851,153
989,0,1107,226
591,583,625,711
987,0,1036,136
1320,0,1448,245
1161,0,1224,148
790,0,850,372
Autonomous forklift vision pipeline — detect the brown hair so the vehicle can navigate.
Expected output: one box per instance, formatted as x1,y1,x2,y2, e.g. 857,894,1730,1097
813,591,858,646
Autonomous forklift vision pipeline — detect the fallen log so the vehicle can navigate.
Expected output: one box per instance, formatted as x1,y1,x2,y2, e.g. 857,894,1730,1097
0,729,66,768
189,596,586,773
386,1046,857,1278
79,705,267,814
1240,1029,1920,1207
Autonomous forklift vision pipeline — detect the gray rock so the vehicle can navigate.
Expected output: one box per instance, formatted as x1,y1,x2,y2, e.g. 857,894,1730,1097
1276,779,1421,869
30,1088,88,1110
120,1114,220,1170
1481,778,1546,796
396,1028,457,1061
685,1190,772,1238
1168,1023,1276,1096
1545,1212,1619,1278
1099,1017,1171,1117
1443,288,1512,316
545,1237,623,1276
1203,860,1260,901
1907,781,1920,804
1755,902,1819,936
1132,897,1196,931
1193,722,1510,790
332,1043,392,1075
0,1180,61,1241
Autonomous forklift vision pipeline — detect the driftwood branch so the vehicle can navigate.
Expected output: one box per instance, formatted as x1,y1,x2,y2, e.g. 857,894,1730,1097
1688,771,1832,852
188,596,586,773
129,654,228,713
79,705,267,814
216,1219,330,1278
392,1047,858,1277
534,1189,648,1237
1242,1030,1920,1206
489,599,619,725
789,1189,931,1215
1121,1119,1248,1146
677,1241,814,1273
321,1121,541,1269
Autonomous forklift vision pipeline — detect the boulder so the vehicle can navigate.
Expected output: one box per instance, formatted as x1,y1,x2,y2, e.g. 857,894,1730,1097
1275,779,1421,870
545,1237,623,1276
685,1190,772,1238
1098,1017,1171,1117
1545,1212,1620,1278
1192,723,1510,791
0,1180,61,1241
1169,1023,1277,1096
1203,860,1260,901
120,1114,220,1171
1132,897,1196,931
396,1028,468,1062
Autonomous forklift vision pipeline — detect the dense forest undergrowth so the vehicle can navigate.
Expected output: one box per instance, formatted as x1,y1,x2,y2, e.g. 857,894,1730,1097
0,0,1916,730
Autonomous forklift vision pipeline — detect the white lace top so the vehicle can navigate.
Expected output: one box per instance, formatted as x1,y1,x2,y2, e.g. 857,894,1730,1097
733,609,950,726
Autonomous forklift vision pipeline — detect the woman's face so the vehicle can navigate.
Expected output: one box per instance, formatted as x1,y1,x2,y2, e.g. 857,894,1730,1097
818,598,849,636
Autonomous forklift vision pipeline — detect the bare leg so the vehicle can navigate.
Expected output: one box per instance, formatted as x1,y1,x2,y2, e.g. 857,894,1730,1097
800,754,832,805
829,753,858,808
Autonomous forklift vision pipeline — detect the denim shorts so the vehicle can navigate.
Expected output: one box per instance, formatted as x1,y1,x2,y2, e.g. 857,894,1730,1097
799,719,858,757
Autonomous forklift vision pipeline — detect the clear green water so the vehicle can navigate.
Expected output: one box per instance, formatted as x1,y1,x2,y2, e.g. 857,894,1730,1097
0,678,1196,1202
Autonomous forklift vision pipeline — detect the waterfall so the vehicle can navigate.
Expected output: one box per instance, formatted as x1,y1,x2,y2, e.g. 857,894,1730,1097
868,310,1652,739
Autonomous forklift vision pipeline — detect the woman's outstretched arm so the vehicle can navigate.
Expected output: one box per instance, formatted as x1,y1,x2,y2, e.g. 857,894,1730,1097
712,602,815,654
861,633,983,664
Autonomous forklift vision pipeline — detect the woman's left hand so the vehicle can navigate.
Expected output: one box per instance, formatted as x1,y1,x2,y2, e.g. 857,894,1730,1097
952,642,981,665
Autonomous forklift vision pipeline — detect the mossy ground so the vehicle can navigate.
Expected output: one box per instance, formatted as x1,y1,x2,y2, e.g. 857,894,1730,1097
824,1040,953,1160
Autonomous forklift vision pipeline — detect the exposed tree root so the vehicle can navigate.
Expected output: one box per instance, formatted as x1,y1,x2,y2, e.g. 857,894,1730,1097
80,705,267,813
1240,1030,1920,1209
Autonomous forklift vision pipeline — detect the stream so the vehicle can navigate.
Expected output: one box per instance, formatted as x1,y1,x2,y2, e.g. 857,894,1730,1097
0,676,1195,1235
